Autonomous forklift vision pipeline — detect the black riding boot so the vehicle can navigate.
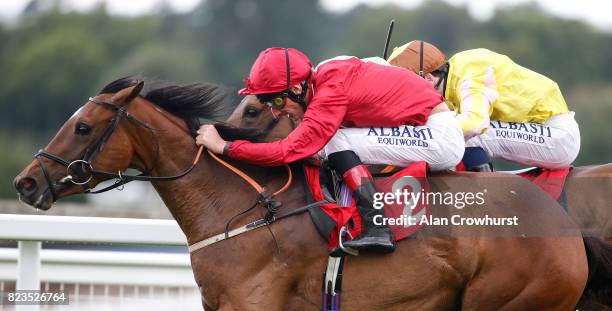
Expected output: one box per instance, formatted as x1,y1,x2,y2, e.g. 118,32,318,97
343,179,396,253
328,151,396,254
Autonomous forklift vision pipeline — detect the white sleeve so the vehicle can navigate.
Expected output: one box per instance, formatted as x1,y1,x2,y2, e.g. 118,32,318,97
361,56,391,66
314,56,356,71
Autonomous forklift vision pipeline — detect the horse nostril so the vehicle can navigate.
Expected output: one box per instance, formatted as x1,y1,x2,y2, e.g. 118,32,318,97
16,177,37,194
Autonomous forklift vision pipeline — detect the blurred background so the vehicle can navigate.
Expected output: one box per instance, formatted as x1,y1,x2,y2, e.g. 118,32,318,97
0,1,610,309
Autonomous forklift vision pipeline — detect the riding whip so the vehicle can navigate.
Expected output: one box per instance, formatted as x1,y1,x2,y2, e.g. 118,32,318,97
382,19,395,60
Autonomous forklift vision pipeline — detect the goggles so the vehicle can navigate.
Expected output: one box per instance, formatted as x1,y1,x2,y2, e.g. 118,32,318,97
256,92,287,110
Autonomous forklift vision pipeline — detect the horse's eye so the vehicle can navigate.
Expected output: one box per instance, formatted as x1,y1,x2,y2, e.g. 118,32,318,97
75,122,92,135
244,107,261,118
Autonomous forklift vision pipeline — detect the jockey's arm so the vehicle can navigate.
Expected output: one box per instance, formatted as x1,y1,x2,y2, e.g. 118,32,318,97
453,75,493,139
227,85,348,166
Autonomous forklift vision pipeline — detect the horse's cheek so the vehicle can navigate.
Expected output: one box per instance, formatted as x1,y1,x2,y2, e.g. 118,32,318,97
98,133,135,170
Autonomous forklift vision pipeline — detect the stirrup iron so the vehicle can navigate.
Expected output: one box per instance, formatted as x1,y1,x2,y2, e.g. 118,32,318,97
338,225,359,256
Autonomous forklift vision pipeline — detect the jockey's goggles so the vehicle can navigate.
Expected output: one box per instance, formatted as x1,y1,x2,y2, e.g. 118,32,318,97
256,92,287,110
252,48,311,112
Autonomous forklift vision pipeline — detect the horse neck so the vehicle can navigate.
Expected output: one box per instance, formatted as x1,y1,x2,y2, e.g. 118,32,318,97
126,98,300,245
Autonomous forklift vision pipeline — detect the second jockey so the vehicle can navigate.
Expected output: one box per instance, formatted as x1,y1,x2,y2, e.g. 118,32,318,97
196,47,465,254
388,41,580,171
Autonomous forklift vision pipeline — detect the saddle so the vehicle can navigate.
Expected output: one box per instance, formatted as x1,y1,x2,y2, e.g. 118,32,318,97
456,163,572,209
302,161,429,250
503,166,572,210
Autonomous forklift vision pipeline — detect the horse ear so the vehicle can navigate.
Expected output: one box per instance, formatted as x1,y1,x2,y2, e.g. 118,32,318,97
124,81,145,104
111,81,144,105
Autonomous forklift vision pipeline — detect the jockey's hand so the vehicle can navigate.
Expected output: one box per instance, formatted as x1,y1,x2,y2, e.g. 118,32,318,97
196,124,226,154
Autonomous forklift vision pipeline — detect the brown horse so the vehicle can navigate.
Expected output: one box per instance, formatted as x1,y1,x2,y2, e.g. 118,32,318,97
228,95,612,243
566,165,612,242
14,77,606,310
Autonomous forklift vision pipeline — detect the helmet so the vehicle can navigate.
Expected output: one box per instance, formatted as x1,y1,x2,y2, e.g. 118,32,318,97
239,47,312,95
387,41,446,77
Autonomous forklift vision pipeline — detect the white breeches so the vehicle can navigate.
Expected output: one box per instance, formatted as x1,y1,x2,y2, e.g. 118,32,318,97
466,112,580,169
319,111,465,171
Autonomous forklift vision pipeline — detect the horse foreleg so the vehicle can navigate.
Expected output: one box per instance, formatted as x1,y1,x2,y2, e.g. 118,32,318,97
204,272,303,311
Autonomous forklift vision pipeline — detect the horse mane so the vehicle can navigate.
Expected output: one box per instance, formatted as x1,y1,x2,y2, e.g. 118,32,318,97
99,75,236,123
98,76,268,142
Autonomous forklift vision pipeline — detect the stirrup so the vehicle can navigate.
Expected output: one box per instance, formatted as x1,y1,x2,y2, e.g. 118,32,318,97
337,225,358,256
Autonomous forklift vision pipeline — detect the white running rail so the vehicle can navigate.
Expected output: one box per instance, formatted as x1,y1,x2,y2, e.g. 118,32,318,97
0,214,199,311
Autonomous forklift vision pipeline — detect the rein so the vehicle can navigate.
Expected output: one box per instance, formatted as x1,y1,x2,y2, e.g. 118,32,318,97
207,149,292,196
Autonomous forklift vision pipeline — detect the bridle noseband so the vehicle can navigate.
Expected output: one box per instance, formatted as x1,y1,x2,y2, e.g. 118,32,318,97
34,96,201,201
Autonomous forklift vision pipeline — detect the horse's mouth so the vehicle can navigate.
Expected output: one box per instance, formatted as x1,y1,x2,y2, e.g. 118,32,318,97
33,190,53,210
19,187,54,211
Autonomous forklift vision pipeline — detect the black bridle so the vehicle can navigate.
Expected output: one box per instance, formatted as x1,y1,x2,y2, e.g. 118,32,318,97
34,96,199,202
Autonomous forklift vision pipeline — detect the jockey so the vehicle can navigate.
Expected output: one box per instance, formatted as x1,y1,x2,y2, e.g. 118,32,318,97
388,41,581,171
196,47,465,254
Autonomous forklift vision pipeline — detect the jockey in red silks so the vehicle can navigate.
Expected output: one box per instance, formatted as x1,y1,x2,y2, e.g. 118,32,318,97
196,47,464,254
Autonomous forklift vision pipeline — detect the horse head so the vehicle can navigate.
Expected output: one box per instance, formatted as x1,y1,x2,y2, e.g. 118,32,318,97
226,94,304,142
13,74,237,211
14,78,150,210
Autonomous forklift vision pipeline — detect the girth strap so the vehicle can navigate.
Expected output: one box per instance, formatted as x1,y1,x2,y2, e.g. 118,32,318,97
188,200,326,253
322,256,345,311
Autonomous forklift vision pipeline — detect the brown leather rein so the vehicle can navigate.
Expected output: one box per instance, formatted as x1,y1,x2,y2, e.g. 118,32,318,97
206,149,292,196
